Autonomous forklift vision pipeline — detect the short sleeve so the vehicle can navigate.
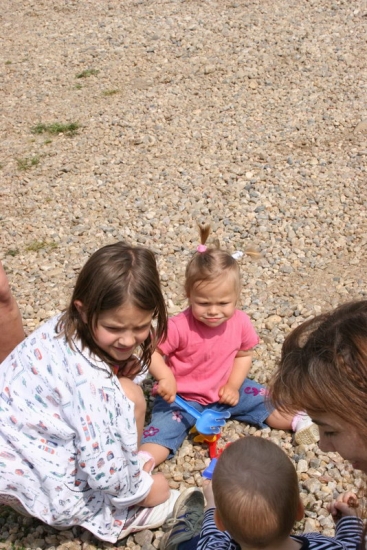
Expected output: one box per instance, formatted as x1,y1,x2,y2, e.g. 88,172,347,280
158,317,182,355
239,311,259,351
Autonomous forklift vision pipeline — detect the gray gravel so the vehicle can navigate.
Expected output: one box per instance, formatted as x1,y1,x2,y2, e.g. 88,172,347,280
1,0,367,548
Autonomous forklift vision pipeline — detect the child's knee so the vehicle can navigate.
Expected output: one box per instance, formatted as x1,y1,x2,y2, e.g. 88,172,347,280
119,378,147,416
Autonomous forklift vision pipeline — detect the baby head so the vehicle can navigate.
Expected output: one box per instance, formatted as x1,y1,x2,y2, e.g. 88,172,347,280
185,224,241,327
212,437,302,548
60,241,167,371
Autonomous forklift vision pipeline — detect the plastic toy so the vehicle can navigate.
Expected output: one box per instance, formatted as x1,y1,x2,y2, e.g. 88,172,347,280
202,458,218,480
174,395,230,435
191,431,222,458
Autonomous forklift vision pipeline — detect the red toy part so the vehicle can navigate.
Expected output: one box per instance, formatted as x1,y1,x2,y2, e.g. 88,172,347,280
191,430,222,458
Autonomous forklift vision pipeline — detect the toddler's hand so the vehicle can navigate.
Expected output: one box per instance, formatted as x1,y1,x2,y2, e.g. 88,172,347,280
328,492,359,522
218,384,239,406
202,479,216,510
155,377,177,403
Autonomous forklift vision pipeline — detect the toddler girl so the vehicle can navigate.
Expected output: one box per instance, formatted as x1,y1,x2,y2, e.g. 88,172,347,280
0,242,181,542
141,225,318,465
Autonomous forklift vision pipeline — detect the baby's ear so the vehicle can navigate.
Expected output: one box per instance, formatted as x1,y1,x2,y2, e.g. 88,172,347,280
214,509,226,532
74,300,87,323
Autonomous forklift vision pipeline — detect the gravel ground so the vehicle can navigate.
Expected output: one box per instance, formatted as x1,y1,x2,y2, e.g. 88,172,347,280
1,0,367,548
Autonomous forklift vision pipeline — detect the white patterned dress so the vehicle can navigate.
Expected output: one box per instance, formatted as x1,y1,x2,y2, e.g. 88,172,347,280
0,315,152,542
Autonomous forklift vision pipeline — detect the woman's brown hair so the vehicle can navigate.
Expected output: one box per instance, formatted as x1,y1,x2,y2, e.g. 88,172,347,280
270,300,367,438
57,241,167,376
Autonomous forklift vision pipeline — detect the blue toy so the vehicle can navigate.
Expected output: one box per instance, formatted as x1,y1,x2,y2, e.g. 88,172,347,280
202,458,218,480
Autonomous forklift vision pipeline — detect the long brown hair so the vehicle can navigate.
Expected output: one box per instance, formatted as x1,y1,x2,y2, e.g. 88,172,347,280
269,300,367,438
57,241,167,376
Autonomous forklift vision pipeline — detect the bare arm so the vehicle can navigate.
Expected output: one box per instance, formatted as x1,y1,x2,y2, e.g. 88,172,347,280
149,349,177,403
218,349,253,406
0,261,25,362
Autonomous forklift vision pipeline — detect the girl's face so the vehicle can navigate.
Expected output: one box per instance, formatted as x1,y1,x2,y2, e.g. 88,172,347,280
188,276,238,328
310,411,367,473
76,301,153,362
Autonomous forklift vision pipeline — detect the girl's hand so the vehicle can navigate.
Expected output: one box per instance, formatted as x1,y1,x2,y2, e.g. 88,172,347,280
218,384,239,406
202,479,216,510
328,492,359,522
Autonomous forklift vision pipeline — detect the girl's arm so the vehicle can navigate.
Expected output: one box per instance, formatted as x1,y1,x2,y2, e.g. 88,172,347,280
0,261,25,362
218,350,253,406
149,349,177,403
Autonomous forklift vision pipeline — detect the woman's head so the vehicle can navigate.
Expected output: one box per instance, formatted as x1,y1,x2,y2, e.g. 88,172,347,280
212,437,301,548
60,242,167,372
185,224,241,326
270,300,367,470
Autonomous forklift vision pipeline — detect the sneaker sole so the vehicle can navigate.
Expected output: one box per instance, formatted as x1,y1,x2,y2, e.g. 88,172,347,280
294,423,320,445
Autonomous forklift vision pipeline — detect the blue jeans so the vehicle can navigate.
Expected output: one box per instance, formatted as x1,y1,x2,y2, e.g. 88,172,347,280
142,378,273,457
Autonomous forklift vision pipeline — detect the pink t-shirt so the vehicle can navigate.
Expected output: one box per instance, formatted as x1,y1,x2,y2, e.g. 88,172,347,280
159,308,259,405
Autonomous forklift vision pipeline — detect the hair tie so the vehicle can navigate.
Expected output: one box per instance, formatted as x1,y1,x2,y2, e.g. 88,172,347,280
197,244,207,253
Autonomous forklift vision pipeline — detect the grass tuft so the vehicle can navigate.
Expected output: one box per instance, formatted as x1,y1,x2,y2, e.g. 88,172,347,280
76,69,99,79
16,155,40,171
26,240,58,252
102,89,120,96
5,248,19,257
31,122,80,136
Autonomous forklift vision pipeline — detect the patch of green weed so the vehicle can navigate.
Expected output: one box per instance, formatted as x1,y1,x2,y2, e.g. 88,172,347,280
76,69,99,79
103,89,120,96
31,122,80,136
26,240,58,252
5,248,19,257
16,155,40,171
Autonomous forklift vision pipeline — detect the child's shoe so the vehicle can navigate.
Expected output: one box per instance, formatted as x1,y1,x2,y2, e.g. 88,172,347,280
293,413,320,445
118,489,180,540
160,487,204,550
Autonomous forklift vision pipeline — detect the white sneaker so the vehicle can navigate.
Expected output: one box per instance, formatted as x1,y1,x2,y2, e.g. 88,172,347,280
118,489,180,540
293,413,319,445
160,487,204,550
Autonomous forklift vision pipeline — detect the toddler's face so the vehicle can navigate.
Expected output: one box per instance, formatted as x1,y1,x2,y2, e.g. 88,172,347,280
92,303,153,362
189,277,238,328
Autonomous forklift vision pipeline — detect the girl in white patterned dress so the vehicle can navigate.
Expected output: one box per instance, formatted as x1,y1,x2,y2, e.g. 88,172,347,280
0,242,180,542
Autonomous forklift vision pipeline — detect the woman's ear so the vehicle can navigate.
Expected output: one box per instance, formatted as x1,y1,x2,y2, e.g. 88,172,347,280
296,498,304,522
74,300,87,323
214,509,226,532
